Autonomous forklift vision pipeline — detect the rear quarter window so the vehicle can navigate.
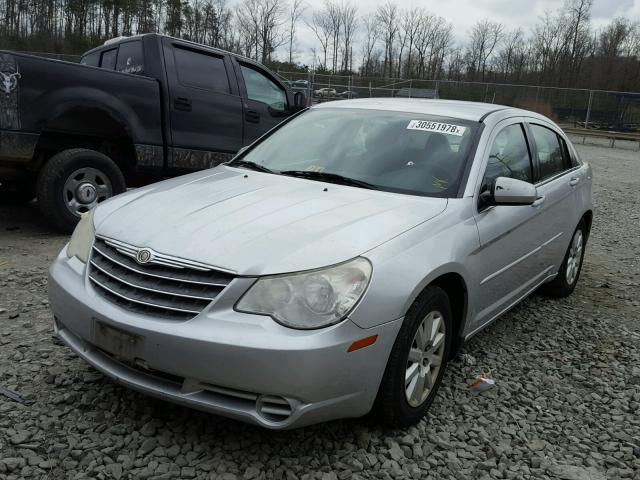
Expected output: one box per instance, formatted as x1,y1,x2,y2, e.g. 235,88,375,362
116,41,145,75
80,52,100,67
100,49,117,70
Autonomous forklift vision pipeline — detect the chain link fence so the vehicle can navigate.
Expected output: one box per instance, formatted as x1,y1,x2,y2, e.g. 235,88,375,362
278,70,640,132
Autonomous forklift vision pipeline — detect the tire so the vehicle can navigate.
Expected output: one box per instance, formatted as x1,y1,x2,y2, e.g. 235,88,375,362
0,183,35,205
375,286,453,428
36,148,126,233
540,219,587,298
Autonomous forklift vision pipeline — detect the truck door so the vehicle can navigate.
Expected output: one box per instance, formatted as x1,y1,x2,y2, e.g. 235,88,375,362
162,39,243,173
234,60,291,145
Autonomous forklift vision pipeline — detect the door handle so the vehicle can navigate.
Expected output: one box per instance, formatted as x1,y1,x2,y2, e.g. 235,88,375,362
245,110,260,123
569,177,580,187
532,195,546,207
174,97,192,111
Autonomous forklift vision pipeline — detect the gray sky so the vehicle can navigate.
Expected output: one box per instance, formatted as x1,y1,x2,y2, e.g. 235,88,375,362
283,0,636,66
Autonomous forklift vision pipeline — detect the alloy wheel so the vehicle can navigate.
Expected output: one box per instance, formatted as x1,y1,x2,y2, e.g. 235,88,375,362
566,229,584,285
405,310,447,407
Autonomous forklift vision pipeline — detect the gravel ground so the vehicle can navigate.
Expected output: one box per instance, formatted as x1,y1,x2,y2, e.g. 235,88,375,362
0,143,639,480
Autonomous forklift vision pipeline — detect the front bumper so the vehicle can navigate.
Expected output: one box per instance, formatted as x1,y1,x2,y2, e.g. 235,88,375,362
48,249,402,429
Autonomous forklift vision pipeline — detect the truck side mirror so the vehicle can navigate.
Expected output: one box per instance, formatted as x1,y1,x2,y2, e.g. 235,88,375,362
293,91,306,110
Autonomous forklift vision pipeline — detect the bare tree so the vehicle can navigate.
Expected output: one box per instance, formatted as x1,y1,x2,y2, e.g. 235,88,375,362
466,19,504,81
400,8,421,78
532,10,567,85
360,12,379,76
287,0,304,64
564,0,594,84
236,0,287,64
599,18,632,57
446,46,465,80
496,28,528,81
376,1,398,78
307,7,331,70
340,2,357,72
326,1,342,73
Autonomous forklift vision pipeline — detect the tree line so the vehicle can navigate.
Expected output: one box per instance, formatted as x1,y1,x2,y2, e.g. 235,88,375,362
2,0,640,92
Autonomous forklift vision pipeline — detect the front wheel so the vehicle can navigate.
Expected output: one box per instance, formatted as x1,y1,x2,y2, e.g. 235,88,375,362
540,219,587,298
375,286,452,428
36,148,126,233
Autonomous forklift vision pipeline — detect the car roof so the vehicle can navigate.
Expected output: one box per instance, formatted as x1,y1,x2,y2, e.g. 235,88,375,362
313,98,541,123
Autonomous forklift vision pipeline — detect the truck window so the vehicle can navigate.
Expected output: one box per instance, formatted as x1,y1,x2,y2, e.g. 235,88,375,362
81,52,100,67
240,64,287,111
116,41,144,75
100,49,117,70
173,46,230,93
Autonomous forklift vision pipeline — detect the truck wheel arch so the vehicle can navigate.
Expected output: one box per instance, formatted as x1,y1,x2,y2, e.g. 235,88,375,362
33,105,138,172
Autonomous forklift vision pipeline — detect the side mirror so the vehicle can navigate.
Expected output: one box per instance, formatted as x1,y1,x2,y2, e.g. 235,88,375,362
293,91,306,110
481,177,538,207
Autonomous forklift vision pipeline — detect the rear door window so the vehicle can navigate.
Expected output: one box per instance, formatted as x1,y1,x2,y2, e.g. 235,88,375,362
173,46,230,93
100,49,117,70
529,124,572,181
116,41,144,74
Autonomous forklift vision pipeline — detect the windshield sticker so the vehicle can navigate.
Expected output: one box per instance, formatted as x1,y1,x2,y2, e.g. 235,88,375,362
407,120,466,136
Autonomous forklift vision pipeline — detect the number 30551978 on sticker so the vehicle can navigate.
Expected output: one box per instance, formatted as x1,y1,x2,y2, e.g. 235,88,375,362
407,120,466,136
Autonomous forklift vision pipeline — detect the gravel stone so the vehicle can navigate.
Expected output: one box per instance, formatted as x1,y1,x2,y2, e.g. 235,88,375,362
0,143,638,479
548,464,607,480
105,463,123,479
244,466,261,479
9,430,32,444
140,437,158,455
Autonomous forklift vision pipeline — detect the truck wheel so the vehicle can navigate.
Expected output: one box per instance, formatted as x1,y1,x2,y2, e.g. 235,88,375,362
37,149,126,233
0,183,35,205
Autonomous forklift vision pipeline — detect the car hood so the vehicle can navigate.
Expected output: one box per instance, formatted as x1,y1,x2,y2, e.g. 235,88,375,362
94,167,447,275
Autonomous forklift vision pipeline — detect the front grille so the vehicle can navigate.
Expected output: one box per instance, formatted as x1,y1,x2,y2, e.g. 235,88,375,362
89,237,234,320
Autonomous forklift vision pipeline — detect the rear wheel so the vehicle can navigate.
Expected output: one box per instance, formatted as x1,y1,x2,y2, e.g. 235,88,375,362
36,148,126,233
376,286,452,428
540,219,587,298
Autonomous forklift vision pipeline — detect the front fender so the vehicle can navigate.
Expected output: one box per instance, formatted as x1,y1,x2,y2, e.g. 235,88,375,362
349,198,478,332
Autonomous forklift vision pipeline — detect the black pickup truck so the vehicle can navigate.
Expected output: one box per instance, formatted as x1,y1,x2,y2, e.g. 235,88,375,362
0,34,305,231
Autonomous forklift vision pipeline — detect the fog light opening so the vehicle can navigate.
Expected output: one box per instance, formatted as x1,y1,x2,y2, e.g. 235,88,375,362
256,395,293,423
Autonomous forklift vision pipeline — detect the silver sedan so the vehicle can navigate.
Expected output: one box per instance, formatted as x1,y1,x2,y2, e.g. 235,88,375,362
48,99,592,429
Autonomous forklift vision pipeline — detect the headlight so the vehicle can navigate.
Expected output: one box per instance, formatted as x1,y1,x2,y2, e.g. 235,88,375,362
236,257,372,329
66,208,96,263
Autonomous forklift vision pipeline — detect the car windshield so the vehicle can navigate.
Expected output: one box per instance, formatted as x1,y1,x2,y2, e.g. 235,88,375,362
232,108,479,197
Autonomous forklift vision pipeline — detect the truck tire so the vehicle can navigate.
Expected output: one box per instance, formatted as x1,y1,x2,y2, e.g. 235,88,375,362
37,148,126,233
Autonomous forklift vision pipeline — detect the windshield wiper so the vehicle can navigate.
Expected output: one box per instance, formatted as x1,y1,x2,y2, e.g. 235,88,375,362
280,170,378,190
228,159,274,173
